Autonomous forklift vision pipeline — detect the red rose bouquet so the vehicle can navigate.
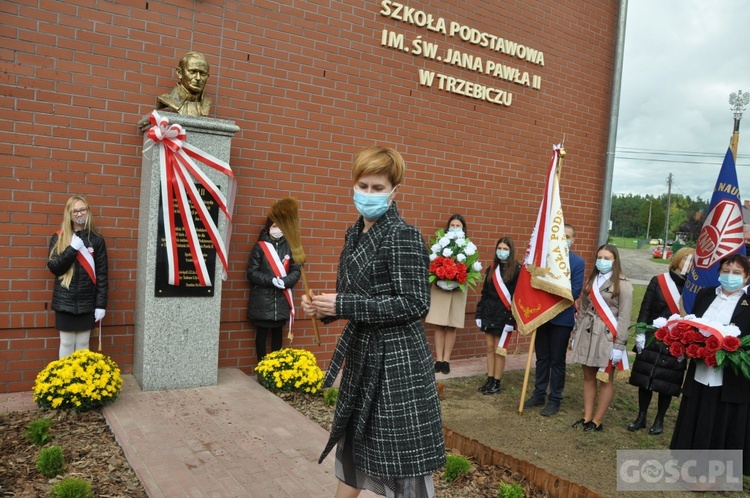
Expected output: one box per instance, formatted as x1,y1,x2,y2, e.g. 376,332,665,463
428,228,482,291
638,314,750,381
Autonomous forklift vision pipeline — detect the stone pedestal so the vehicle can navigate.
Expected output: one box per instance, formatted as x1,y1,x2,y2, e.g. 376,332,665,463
135,114,240,391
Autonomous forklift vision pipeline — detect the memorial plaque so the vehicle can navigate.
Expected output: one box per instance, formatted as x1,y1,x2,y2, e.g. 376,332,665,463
155,184,219,297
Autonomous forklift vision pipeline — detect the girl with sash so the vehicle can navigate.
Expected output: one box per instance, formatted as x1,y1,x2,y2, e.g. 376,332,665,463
475,236,520,394
246,216,300,362
425,214,470,375
47,195,109,358
627,247,695,435
671,254,750,476
570,244,633,431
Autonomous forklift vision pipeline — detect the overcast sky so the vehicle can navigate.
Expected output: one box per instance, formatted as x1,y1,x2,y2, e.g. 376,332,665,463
613,0,750,201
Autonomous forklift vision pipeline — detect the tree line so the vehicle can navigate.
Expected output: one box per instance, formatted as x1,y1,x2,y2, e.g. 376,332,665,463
610,193,709,243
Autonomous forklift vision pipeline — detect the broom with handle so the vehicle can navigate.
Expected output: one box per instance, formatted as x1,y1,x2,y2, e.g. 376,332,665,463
268,197,321,346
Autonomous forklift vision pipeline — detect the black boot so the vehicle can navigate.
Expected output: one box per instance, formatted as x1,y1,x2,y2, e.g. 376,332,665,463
483,378,502,395
649,417,664,435
478,376,493,393
627,411,648,432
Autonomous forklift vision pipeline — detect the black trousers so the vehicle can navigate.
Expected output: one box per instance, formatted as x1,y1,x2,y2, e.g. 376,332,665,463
532,322,573,404
256,326,282,362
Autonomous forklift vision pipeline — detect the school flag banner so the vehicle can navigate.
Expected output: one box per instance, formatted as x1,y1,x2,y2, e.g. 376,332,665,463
512,145,574,334
682,148,745,313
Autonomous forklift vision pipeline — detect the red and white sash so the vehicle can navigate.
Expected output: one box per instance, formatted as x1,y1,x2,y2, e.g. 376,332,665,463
258,241,295,339
492,265,512,310
495,327,515,356
656,273,680,315
58,230,95,284
590,276,629,381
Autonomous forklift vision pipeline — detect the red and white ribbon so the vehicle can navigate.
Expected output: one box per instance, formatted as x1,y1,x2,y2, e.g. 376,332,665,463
146,111,235,286
656,273,680,315
57,229,95,283
492,265,512,310
495,327,514,356
591,277,629,381
258,241,295,339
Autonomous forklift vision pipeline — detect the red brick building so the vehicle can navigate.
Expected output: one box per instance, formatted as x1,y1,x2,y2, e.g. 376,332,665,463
1,0,623,393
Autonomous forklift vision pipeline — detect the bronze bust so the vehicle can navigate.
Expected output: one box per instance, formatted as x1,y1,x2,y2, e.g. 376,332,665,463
157,52,211,117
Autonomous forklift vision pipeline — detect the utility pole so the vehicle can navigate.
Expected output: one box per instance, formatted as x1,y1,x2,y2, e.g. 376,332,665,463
662,174,673,259
646,198,652,241
729,90,749,161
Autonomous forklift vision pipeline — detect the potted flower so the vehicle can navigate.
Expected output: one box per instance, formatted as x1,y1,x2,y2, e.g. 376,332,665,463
254,348,324,393
33,350,123,412
428,228,482,292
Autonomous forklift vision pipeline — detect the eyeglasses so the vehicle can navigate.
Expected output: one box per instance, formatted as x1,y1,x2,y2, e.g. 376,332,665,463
72,208,88,215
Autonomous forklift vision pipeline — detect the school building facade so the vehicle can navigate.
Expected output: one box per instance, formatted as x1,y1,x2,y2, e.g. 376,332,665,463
1,0,625,392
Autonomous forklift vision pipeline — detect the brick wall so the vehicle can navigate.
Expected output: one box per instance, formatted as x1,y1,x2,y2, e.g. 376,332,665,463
0,0,619,392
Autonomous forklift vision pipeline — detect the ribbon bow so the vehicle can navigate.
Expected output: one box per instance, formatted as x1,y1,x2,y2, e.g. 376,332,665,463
146,110,236,286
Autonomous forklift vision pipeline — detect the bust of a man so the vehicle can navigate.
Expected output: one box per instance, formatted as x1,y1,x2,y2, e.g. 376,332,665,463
157,52,211,116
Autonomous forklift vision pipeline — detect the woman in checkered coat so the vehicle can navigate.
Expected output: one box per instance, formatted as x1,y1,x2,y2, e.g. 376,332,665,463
302,146,445,498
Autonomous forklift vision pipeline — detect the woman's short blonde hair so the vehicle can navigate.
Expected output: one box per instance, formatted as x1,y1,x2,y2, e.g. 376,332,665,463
351,146,405,187
670,247,695,272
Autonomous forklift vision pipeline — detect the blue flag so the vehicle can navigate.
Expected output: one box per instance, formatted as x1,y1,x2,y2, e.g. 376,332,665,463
682,148,745,313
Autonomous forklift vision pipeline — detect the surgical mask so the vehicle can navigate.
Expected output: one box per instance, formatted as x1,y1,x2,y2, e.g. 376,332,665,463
718,273,745,292
596,258,613,273
73,215,87,226
269,228,283,239
449,227,463,234
496,250,510,260
353,187,395,220
566,239,572,249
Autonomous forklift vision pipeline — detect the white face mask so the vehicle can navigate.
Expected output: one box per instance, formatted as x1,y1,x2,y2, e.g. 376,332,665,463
73,215,87,227
269,228,283,239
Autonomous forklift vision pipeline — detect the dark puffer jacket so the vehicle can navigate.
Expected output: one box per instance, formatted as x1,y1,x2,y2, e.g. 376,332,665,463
628,270,687,396
475,260,520,333
47,230,108,315
246,232,301,323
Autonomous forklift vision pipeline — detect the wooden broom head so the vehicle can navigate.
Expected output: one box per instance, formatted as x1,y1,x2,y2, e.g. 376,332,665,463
268,197,306,265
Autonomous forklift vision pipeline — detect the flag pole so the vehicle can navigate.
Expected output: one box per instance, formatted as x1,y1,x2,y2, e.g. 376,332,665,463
729,90,749,161
518,328,536,414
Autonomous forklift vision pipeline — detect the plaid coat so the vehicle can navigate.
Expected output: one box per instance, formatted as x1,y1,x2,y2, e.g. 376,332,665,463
318,203,446,477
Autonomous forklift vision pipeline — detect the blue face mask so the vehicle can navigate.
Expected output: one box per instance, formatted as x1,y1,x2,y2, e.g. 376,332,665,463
496,249,510,260
449,227,463,233
566,239,572,249
718,273,745,292
353,187,394,220
596,258,613,273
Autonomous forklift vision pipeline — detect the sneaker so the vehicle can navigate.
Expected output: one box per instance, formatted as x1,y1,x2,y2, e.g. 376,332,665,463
583,421,603,432
523,396,546,408
540,403,560,417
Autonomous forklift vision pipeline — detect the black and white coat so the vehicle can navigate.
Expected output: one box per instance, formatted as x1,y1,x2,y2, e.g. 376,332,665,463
318,203,446,478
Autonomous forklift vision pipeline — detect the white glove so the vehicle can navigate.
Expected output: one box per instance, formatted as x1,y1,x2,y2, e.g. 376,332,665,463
70,234,85,251
610,348,623,365
635,333,646,354
476,319,482,328
570,338,575,349
94,308,105,322
272,277,285,289
503,324,514,333
436,280,459,291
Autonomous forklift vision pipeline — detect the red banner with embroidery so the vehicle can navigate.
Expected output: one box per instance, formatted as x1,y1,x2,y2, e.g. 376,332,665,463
656,273,680,315
146,111,235,286
258,241,295,340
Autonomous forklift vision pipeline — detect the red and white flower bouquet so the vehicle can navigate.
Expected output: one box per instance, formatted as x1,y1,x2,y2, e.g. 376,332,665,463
636,314,750,381
428,228,482,292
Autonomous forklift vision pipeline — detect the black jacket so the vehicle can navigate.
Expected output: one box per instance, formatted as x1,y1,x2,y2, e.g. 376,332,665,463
246,233,301,323
47,230,108,315
475,261,520,332
629,270,687,396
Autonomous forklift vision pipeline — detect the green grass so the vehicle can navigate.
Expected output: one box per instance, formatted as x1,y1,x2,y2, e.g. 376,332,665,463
609,236,641,249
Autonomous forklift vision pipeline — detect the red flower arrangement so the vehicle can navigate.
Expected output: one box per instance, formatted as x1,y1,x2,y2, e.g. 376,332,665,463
641,314,750,380
429,256,468,284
